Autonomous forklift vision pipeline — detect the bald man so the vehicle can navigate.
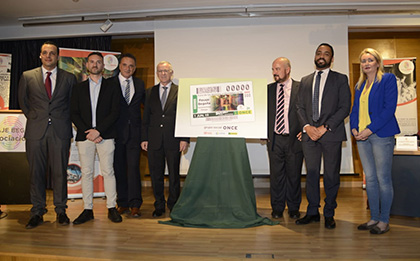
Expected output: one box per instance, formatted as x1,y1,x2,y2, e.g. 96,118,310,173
267,57,303,220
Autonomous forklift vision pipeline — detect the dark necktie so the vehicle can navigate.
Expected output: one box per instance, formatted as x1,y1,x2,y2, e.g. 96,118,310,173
275,84,285,134
45,72,52,99
312,71,323,122
161,86,168,109
124,79,130,104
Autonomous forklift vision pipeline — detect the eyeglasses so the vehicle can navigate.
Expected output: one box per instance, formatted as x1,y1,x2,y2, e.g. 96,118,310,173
157,70,171,74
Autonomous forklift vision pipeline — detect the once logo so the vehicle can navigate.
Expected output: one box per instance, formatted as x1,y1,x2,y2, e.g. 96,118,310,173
223,126,238,130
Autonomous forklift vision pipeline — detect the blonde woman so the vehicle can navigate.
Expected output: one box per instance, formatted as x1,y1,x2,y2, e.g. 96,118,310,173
350,48,400,234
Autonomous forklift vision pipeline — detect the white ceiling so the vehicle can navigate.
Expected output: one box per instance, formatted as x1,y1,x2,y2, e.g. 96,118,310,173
1,0,420,27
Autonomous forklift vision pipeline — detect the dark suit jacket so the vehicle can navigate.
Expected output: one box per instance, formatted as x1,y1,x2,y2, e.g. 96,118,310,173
267,79,302,153
109,76,146,145
297,70,351,142
141,83,189,150
71,78,120,141
18,67,76,140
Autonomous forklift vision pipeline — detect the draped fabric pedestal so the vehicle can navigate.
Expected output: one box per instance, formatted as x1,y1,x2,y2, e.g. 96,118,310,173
160,137,277,228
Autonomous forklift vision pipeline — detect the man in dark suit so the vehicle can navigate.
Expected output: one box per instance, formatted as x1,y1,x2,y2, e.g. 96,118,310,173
267,57,303,220
110,53,145,218
296,43,351,229
71,52,122,224
141,61,189,217
18,41,77,229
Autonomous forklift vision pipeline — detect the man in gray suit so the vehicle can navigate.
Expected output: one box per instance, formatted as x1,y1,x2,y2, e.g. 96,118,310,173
296,43,351,229
19,41,77,229
267,57,303,220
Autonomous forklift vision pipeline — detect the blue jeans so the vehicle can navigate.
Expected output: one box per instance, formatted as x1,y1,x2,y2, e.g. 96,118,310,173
357,134,394,223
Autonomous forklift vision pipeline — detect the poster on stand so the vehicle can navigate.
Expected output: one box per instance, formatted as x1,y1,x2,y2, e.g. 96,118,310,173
384,58,417,136
175,78,267,138
0,53,12,110
0,112,26,152
59,48,121,199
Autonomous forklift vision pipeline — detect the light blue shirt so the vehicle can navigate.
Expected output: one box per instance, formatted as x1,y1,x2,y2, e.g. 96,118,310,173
159,82,172,100
89,77,102,128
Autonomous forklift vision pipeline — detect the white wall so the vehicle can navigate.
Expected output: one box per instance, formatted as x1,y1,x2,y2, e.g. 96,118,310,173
154,16,353,175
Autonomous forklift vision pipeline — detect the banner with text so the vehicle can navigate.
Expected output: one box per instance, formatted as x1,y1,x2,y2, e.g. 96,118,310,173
0,112,26,152
0,53,12,110
384,58,417,136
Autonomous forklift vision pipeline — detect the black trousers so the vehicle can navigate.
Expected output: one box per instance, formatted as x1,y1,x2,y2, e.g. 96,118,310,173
114,140,143,208
268,134,303,213
301,138,342,217
148,146,181,211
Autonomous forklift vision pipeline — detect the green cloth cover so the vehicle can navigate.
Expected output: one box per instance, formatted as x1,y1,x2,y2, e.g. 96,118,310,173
160,137,278,228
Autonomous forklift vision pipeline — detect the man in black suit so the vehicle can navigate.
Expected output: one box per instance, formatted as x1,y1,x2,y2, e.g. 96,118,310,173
267,57,303,220
141,61,189,217
296,43,351,229
110,54,145,218
18,41,77,229
71,52,122,224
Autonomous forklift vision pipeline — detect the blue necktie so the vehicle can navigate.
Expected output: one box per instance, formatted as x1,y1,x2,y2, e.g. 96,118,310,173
312,71,323,122
161,86,168,109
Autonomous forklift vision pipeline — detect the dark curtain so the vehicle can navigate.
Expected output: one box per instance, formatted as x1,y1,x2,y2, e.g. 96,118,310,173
0,36,112,109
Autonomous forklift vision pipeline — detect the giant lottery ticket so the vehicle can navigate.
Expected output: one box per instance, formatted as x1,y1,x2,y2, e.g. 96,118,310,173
190,81,255,126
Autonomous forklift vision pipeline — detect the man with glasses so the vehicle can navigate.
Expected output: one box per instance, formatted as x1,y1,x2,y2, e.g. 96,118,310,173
141,61,189,217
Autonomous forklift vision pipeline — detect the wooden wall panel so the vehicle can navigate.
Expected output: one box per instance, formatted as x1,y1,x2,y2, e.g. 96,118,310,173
349,32,420,177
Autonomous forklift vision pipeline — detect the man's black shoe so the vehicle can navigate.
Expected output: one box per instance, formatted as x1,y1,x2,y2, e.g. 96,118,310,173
295,214,320,225
108,208,122,223
57,213,70,226
25,215,43,229
0,210,8,219
288,210,301,219
152,209,165,217
325,216,336,229
73,209,94,225
271,211,283,219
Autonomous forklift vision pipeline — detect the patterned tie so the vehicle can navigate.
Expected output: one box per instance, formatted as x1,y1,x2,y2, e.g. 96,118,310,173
312,71,323,122
161,86,168,109
124,79,130,104
275,84,285,134
45,72,52,99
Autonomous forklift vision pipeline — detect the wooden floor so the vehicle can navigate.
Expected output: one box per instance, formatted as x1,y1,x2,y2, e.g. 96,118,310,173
1,185,420,261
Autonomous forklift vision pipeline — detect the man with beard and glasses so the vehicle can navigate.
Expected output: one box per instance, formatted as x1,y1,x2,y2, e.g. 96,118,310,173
267,57,303,220
295,43,351,229
71,52,122,224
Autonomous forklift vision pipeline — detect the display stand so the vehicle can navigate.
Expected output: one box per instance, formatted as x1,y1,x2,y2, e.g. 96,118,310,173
0,152,31,204
391,149,420,217
160,137,277,228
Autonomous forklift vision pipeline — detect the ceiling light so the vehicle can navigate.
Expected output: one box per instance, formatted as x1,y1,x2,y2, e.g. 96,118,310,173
100,19,113,32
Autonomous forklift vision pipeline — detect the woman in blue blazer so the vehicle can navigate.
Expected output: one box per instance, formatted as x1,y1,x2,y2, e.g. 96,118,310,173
350,48,400,235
